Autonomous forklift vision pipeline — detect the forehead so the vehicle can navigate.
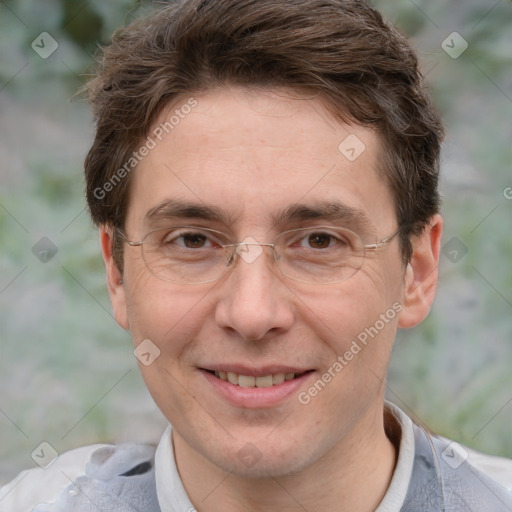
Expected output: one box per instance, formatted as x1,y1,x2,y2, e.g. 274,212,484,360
125,87,396,235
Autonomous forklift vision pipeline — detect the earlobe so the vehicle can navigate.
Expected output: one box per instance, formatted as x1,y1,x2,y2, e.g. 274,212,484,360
99,226,130,331
398,215,443,329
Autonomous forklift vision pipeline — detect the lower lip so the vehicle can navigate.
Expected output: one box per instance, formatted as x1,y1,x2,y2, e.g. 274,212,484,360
201,370,314,408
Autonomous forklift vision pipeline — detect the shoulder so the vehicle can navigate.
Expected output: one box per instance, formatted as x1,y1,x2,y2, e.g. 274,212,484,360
426,431,512,508
0,444,106,512
387,403,512,493
428,432,512,492
388,403,512,511
465,445,512,492
0,442,157,512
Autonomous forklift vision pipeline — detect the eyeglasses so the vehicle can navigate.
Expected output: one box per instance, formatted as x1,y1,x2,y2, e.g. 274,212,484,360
121,225,401,285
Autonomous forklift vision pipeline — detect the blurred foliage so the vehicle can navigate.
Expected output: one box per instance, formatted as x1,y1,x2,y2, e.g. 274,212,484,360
0,0,511,484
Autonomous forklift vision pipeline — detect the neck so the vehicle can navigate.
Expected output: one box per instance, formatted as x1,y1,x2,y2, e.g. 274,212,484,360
173,404,397,512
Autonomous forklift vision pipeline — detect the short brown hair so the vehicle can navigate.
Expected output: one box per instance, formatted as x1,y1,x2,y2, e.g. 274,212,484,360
84,0,444,269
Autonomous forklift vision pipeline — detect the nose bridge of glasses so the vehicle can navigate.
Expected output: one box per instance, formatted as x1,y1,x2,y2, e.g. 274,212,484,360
225,240,278,267
236,241,276,250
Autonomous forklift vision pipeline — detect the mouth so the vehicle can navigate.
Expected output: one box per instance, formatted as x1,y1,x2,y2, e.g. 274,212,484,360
204,369,312,388
199,366,315,408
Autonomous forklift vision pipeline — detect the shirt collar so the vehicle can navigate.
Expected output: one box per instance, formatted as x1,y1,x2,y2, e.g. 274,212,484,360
155,424,195,511
375,401,416,511
154,401,415,510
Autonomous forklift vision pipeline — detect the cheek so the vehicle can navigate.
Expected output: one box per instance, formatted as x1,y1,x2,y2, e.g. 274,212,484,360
297,281,400,425
124,269,215,359
299,265,401,345
294,264,403,407
124,279,217,419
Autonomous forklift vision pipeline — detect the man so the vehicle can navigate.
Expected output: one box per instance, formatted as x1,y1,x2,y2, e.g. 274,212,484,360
1,0,511,510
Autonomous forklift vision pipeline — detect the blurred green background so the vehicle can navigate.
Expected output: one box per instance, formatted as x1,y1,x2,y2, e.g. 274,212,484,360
0,0,511,484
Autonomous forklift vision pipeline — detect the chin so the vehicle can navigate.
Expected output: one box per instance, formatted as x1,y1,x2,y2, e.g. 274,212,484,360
217,453,308,479
202,434,321,479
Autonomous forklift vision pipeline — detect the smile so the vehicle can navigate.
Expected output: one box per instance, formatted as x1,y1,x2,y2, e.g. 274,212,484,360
210,370,308,388
200,367,314,408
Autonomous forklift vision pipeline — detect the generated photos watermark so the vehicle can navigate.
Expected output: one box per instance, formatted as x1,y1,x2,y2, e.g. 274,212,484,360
93,97,198,200
298,301,403,405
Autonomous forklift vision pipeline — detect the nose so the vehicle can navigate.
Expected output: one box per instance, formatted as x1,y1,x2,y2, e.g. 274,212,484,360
214,244,294,341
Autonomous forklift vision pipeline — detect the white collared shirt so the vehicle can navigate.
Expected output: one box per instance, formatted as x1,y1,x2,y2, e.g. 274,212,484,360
153,402,416,511
1,402,511,511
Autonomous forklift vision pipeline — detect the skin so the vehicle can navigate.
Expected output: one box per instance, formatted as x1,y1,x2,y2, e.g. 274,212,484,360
100,86,442,511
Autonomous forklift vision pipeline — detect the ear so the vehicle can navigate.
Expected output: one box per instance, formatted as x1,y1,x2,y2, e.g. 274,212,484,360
99,226,130,330
398,214,443,329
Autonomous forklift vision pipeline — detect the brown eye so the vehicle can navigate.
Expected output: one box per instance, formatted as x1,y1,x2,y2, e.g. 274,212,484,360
307,233,333,249
182,233,207,248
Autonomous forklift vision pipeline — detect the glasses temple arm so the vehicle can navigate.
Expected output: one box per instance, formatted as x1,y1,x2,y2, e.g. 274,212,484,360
364,225,404,251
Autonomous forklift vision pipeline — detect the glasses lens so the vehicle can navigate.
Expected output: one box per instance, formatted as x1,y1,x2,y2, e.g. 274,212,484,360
135,225,366,284
275,226,365,283
141,227,231,283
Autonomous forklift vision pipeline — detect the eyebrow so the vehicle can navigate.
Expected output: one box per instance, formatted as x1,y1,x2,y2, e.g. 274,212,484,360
144,199,234,227
143,199,375,233
272,202,375,233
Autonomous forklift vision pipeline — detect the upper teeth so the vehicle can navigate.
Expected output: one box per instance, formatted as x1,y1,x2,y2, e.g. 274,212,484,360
215,371,296,388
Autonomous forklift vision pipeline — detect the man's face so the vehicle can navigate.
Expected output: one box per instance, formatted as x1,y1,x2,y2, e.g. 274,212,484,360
106,87,414,477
